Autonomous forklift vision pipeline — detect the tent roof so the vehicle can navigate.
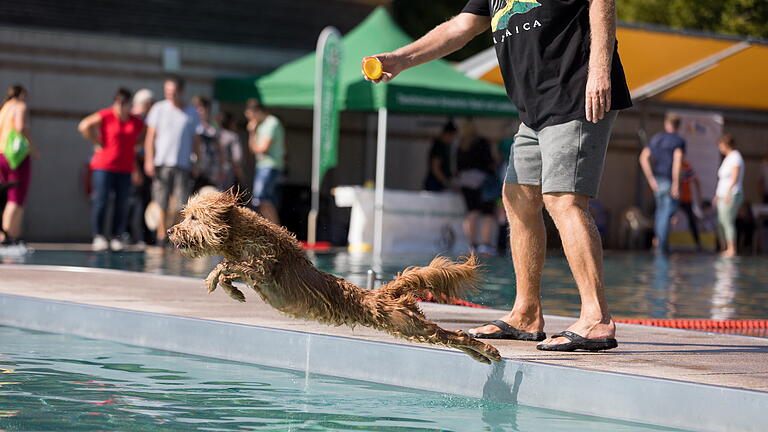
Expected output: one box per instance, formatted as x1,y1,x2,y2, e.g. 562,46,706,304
215,7,517,117
456,23,768,111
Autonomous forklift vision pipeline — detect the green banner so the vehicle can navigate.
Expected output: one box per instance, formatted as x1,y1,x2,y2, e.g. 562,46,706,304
317,28,342,180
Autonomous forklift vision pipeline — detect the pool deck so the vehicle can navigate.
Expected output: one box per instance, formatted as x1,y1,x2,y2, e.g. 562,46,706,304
1,264,767,431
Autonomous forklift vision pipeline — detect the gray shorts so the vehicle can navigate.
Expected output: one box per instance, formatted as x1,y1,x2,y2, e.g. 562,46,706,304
152,166,192,211
505,111,617,198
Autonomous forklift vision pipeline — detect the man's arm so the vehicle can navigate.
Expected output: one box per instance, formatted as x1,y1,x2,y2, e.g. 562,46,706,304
192,134,202,177
585,0,616,123
671,148,683,199
430,157,451,187
77,112,103,148
144,126,156,178
253,136,273,154
639,148,657,192
367,13,489,83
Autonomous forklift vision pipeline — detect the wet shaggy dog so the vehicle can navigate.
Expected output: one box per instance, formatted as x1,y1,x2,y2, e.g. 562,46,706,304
167,190,502,364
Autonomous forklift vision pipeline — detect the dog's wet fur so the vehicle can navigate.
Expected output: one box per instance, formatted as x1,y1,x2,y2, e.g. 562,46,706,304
168,190,501,363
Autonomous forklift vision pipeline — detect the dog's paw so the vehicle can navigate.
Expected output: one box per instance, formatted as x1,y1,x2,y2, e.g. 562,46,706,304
205,268,223,293
220,277,246,303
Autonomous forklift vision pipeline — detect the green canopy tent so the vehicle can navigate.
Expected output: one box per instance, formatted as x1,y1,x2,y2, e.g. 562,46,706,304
215,7,517,259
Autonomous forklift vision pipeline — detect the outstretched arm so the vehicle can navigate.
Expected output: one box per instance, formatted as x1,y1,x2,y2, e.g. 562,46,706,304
585,0,616,123
366,13,489,83
639,148,657,192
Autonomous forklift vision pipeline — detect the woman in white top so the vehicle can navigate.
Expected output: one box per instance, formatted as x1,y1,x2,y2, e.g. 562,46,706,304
714,134,745,257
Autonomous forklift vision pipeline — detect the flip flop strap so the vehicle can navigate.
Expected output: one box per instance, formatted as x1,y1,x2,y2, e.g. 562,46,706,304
489,320,514,333
549,331,585,342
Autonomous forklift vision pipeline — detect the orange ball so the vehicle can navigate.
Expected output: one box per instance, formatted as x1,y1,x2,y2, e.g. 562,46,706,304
362,57,383,80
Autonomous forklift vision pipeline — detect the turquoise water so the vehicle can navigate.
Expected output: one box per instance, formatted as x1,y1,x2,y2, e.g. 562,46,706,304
0,326,685,432
5,248,768,324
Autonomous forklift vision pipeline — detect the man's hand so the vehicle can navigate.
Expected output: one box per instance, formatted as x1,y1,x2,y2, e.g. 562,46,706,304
648,178,658,193
585,69,611,123
144,160,155,178
670,182,680,199
364,53,405,84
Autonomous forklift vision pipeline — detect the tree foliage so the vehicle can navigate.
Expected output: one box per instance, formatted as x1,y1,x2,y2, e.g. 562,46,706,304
618,0,768,39
391,0,492,61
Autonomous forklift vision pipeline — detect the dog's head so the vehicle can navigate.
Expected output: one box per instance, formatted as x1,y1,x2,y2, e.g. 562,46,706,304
168,190,240,258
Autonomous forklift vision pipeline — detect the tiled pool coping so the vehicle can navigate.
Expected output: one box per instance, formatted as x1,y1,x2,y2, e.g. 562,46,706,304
1,286,765,432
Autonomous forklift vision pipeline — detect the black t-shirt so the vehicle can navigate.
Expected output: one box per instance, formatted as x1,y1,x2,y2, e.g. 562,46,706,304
424,139,453,191
462,0,632,129
456,138,494,174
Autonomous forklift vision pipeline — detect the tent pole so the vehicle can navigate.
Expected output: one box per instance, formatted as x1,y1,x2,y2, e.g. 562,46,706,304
373,107,388,268
308,99,322,246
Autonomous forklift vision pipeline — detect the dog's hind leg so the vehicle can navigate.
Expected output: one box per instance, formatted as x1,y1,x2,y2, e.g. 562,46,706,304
386,309,502,364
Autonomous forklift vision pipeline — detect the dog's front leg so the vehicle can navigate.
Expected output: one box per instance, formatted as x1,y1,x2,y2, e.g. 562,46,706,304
218,274,246,302
205,262,229,294
205,261,249,302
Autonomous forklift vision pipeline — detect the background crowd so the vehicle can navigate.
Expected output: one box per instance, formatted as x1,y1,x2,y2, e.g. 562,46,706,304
0,81,764,257
0,78,284,253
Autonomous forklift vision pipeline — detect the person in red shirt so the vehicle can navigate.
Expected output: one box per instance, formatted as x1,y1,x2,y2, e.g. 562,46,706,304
78,88,145,251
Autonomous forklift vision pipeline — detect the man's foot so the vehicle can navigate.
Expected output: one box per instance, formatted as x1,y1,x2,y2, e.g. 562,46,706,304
476,244,497,256
110,238,125,252
719,249,737,258
537,331,617,351
92,235,109,252
537,319,616,349
468,320,546,341
468,314,543,339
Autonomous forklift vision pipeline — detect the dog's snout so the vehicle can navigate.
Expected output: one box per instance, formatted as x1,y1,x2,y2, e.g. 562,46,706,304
167,228,174,237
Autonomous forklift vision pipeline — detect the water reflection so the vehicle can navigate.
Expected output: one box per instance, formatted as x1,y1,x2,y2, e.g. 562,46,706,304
710,258,738,321
0,326,675,432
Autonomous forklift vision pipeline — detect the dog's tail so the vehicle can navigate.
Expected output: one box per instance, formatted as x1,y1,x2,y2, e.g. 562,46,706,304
377,255,482,303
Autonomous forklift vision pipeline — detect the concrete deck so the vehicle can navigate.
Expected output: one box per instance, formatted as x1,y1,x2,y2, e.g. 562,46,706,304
1,264,767,431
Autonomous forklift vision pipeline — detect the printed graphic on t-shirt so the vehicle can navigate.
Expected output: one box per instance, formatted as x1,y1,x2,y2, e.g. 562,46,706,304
491,0,542,31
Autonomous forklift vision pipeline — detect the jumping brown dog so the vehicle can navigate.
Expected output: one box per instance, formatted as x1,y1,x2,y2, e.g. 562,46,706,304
167,190,501,363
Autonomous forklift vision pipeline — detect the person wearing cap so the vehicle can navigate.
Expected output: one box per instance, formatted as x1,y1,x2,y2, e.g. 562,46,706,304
124,88,154,247
364,0,632,351
78,88,145,251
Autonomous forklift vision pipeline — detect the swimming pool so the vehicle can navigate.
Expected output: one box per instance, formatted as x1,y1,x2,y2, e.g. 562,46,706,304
6,248,768,324
0,325,687,431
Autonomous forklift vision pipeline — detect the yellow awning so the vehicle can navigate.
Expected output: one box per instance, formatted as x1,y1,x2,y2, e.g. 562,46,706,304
659,45,768,110
462,24,768,111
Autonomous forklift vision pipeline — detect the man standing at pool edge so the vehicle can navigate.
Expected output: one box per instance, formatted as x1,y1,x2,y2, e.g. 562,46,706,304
364,0,631,351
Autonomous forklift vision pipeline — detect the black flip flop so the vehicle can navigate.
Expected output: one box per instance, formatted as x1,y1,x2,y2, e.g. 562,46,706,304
468,320,546,341
536,331,618,351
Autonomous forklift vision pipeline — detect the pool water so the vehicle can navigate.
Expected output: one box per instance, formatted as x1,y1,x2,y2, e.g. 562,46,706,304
0,326,686,432
6,248,768,325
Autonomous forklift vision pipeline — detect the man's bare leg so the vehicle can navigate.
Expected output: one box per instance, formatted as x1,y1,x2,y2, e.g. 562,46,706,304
469,184,545,335
539,192,615,345
463,210,478,247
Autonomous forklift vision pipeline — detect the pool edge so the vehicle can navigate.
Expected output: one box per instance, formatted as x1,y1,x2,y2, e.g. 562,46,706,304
1,292,765,432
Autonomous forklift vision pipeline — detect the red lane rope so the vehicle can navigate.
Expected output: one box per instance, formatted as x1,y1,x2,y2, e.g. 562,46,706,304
615,318,768,329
